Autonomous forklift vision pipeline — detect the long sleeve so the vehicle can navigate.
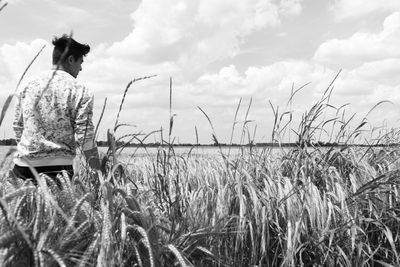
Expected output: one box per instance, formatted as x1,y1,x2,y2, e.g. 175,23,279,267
13,92,23,142
75,88,96,151
14,70,97,167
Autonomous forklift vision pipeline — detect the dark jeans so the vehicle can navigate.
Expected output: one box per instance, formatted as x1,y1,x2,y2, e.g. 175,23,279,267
12,164,73,185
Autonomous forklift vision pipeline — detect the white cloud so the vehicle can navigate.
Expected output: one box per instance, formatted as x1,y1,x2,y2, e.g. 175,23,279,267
197,61,334,102
0,39,50,81
330,0,400,20
190,57,400,142
330,58,400,102
279,0,303,16
1,35,398,143
43,0,95,30
312,11,400,119
66,0,308,142
8,0,400,143
0,39,51,140
348,58,400,85
187,61,344,143
314,12,400,68
87,59,336,143
107,0,303,76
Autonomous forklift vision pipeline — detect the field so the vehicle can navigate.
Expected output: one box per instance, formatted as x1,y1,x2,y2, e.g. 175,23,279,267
1,10,400,264
1,74,400,266
1,116,400,267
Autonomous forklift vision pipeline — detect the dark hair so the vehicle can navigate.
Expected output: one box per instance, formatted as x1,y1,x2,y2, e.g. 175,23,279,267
52,34,90,65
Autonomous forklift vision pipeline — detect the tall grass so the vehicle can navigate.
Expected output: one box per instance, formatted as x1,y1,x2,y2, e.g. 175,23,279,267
1,23,400,265
2,79,400,266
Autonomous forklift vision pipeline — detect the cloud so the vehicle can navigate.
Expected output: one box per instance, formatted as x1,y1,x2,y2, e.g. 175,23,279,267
190,56,400,142
314,12,400,68
312,11,400,117
0,39,51,140
38,0,96,31
81,0,306,113
330,58,400,102
196,61,334,103
0,38,50,82
85,59,336,143
8,0,400,143
330,0,400,20
348,58,400,85
279,0,303,16
67,0,308,142
106,0,304,76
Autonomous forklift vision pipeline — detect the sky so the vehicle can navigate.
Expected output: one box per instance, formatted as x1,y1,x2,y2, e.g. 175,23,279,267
1,0,400,144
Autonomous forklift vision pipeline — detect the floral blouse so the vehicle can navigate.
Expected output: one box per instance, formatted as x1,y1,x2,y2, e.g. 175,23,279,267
13,70,96,167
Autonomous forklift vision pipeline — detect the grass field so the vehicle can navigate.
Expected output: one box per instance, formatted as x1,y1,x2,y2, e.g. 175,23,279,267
1,9,400,263
1,78,400,266
2,86,400,267
1,137,400,266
